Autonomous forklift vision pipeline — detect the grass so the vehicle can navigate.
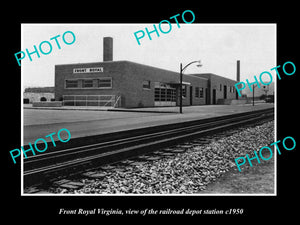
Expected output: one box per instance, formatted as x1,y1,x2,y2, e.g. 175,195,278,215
201,152,275,194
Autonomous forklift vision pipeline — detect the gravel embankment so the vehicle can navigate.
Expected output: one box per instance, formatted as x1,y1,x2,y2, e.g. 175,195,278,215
51,121,274,194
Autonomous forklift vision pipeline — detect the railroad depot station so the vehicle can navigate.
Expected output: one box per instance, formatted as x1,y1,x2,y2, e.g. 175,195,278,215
54,37,240,108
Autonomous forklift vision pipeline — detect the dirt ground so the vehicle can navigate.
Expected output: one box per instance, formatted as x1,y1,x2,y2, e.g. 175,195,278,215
201,154,275,194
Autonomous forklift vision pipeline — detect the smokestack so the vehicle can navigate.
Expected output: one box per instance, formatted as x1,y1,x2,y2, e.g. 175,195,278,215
236,60,240,82
103,37,113,61
236,60,241,99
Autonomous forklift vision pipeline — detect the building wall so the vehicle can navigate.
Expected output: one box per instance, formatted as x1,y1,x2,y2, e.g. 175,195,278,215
55,61,127,106
123,61,176,108
55,61,238,107
115,61,158,108
123,61,208,107
192,73,238,104
55,61,209,108
23,92,54,103
181,75,208,106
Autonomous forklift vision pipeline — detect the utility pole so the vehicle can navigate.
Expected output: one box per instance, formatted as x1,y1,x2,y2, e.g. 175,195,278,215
179,60,202,114
179,63,183,113
252,84,257,106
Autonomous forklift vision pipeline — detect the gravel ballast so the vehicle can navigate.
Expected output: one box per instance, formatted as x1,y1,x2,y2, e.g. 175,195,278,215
50,121,274,194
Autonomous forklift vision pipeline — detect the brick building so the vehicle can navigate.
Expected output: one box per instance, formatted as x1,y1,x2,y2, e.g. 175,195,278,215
54,37,238,108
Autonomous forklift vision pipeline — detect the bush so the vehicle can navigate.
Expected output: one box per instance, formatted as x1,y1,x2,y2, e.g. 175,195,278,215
259,94,267,100
40,97,47,101
265,95,274,103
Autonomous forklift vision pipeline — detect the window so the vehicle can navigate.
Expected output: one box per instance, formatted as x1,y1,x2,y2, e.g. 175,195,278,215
160,88,166,101
220,84,222,91
199,87,204,98
142,80,151,89
154,82,176,102
195,87,199,98
83,79,93,88
166,89,172,101
98,78,112,88
65,80,78,88
155,88,160,101
154,88,176,102
182,85,186,98
195,87,204,98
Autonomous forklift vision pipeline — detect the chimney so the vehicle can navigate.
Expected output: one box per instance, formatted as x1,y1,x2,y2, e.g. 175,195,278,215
103,37,113,61
236,60,240,82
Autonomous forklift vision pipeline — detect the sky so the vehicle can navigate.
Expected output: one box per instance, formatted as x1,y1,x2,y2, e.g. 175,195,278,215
21,23,276,89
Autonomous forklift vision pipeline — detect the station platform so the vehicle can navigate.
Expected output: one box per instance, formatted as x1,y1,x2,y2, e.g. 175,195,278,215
23,103,274,144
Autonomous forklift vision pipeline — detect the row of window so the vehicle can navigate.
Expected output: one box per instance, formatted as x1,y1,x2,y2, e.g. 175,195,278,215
151,81,204,100
65,78,112,89
181,85,204,99
220,84,235,93
195,87,204,98
65,79,235,98
229,86,235,93
154,88,176,102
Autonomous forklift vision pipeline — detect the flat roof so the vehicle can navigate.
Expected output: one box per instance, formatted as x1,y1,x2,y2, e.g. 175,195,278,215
190,73,237,83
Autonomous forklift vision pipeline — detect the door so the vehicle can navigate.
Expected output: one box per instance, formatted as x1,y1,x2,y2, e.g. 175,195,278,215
190,86,193,105
223,85,227,99
213,89,216,104
205,88,209,104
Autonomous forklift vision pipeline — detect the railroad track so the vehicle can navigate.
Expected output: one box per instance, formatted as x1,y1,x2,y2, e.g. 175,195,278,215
24,107,274,187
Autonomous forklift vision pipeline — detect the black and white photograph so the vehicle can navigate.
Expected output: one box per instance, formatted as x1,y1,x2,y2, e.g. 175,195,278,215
21,23,276,195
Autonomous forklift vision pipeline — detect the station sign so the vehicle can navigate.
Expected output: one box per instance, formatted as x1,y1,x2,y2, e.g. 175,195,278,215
73,67,104,74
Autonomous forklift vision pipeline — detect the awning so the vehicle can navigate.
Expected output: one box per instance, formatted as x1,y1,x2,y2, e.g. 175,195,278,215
167,81,191,86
